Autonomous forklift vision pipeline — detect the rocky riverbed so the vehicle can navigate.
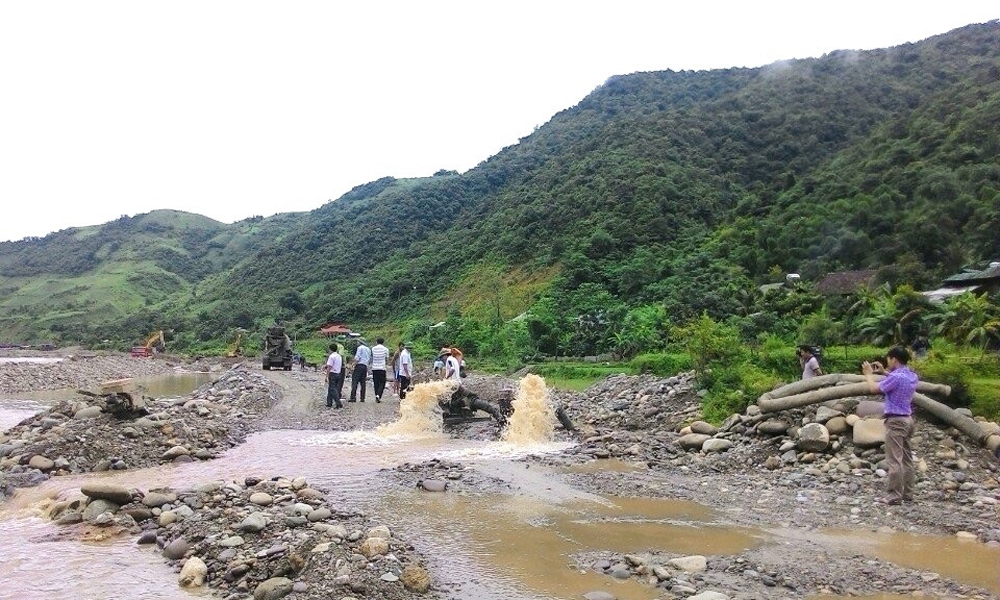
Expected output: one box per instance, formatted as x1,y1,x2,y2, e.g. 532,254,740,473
39,476,432,600
2,356,1000,600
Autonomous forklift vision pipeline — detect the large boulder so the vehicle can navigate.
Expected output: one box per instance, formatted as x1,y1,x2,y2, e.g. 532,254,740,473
179,556,208,588
689,421,719,435
401,565,431,593
856,400,885,418
702,439,734,453
676,433,711,450
81,482,133,505
797,423,830,452
359,536,390,558
668,555,707,572
853,418,886,448
254,577,293,600
826,416,848,435
814,406,843,423
757,419,790,435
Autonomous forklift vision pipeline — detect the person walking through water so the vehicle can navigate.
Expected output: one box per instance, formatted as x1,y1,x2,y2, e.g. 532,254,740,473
370,337,389,403
397,342,413,400
323,343,344,409
797,345,823,380
863,346,919,505
349,339,372,402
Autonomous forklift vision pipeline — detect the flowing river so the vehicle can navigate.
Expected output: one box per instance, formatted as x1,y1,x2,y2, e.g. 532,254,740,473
0,371,997,600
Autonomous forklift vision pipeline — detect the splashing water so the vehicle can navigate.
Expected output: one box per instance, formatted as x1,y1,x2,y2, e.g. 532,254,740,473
502,374,556,445
376,379,454,438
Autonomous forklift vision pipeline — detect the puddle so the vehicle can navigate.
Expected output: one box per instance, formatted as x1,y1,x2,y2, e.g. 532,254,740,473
132,371,215,398
557,458,647,473
822,528,1000,595
364,488,759,600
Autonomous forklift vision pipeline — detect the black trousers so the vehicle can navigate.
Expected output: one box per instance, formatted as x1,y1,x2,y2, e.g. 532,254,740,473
326,372,343,407
372,369,387,399
350,364,368,401
397,375,411,400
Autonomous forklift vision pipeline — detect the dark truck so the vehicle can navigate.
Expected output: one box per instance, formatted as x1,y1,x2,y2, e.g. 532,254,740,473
262,325,293,371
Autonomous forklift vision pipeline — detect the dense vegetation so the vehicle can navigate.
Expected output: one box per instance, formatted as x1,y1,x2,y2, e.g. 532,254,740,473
1,22,998,418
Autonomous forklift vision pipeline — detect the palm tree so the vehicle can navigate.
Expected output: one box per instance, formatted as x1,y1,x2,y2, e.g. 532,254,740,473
937,292,1000,352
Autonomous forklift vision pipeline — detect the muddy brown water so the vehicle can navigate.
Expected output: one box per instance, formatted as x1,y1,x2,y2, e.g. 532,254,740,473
1,372,998,599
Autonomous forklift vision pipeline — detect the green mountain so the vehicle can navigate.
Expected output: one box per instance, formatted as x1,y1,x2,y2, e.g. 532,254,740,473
2,22,998,352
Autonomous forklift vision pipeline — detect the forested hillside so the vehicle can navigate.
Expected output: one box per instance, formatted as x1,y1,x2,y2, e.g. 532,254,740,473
1,21,998,354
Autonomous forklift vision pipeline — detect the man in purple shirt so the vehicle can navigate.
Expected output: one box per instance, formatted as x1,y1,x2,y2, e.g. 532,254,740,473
862,346,919,505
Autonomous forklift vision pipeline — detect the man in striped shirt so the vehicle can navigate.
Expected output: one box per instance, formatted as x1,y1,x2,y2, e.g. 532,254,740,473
349,339,372,403
370,337,390,403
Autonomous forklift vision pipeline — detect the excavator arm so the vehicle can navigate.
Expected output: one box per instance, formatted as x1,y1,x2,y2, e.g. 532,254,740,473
145,330,165,353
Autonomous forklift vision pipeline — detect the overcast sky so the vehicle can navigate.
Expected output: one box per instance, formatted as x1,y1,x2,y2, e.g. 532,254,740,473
0,2,996,242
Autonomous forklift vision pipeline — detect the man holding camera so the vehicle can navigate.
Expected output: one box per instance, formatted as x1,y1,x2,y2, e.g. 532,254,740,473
862,346,919,505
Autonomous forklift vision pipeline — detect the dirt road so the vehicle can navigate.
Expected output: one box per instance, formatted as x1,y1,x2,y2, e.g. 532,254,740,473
255,365,407,431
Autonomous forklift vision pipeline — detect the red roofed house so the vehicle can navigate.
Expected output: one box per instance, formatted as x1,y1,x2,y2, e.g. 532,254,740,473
319,322,352,337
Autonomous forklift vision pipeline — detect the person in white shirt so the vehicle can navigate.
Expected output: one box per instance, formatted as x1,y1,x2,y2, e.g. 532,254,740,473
323,343,344,408
350,340,372,402
397,343,414,400
370,337,390,403
443,347,462,382
798,345,823,380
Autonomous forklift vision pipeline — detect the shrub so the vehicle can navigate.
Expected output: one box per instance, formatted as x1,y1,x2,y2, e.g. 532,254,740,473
630,352,692,376
913,353,974,408
701,362,782,423
968,379,1000,420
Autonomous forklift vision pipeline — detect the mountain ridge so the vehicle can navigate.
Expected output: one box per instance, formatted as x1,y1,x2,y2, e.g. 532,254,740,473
1,21,998,350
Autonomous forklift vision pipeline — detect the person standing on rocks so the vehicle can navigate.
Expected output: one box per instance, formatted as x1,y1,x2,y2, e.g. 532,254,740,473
370,337,390,403
862,346,919,505
798,345,823,380
349,339,372,402
323,343,344,409
397,342,413,400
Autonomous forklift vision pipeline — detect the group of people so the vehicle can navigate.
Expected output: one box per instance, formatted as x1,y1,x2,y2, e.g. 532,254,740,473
322,338,413,409
798,342,921,506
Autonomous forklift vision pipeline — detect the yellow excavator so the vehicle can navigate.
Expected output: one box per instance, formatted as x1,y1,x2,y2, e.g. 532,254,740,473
130,330,165,358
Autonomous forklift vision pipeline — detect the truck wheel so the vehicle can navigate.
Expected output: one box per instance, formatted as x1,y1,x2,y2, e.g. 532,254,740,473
263,364,270,370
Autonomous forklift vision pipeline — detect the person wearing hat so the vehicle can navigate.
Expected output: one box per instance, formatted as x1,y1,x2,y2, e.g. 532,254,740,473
397,342,414,400
442,347,462,383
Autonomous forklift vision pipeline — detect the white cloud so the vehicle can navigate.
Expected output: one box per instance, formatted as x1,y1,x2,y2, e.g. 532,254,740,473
0,1,996,241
